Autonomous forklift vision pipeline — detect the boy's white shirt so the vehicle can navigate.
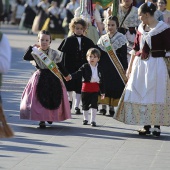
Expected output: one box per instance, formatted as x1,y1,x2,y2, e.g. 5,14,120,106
89,63,99,83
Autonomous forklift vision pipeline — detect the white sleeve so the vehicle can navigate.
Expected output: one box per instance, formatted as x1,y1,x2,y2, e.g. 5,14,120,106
0,34,11,73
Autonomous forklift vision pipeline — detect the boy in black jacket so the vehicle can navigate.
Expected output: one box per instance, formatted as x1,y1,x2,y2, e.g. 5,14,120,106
67,48,105,127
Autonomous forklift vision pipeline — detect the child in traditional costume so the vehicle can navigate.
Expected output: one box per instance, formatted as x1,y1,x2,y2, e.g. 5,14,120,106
58,17,95,114
20,30,71,128
97,16,128,116
69,48,105,126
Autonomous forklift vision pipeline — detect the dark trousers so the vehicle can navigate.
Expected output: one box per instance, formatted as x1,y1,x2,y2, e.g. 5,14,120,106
81,92,98,110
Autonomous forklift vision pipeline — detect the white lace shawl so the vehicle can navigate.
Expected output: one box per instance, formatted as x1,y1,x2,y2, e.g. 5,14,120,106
97,32,127,52
118,6,140,29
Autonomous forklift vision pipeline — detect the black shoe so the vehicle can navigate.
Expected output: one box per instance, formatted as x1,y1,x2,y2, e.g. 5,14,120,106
91,121,96,127
152,127,161,137
109,110,115,116
82,120,88,125
47,121,53,124
99,109,106,115
39,121,46,128
75,107,81,114
152,131,161,137
138,128,151,135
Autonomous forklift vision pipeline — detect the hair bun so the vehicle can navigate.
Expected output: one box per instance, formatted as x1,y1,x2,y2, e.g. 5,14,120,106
147,2,156,13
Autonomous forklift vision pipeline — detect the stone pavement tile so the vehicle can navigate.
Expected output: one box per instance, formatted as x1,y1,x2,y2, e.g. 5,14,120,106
150,159,170,168
12,165,59,170
59,168,103,170
149,168,170,170
60,153,110,169
1,160,23,170
104,155,154,170
13,156,67,168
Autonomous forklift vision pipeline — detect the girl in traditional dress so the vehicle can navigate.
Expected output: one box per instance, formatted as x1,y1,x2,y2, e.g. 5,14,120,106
97,16,128,116
114,2,170,137
42,1,65,39
31,0,50,33
58,17,95,114
99,0,140,115
20,30,71,128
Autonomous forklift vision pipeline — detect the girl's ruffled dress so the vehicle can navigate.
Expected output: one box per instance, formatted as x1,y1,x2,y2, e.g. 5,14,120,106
20,47,71,122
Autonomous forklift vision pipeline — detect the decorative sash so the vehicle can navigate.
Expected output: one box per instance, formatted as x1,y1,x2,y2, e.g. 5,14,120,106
102,34,128,84
31,47,63,81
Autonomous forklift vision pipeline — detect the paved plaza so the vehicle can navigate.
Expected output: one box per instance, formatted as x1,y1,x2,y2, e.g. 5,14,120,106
0,24,170,170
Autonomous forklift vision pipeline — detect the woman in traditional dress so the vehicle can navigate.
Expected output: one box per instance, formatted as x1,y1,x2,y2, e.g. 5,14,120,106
97,16,128,116
114,2,170,137
157,0,170,25
42,1,65,39
32,0,50,33
20,30,71,128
